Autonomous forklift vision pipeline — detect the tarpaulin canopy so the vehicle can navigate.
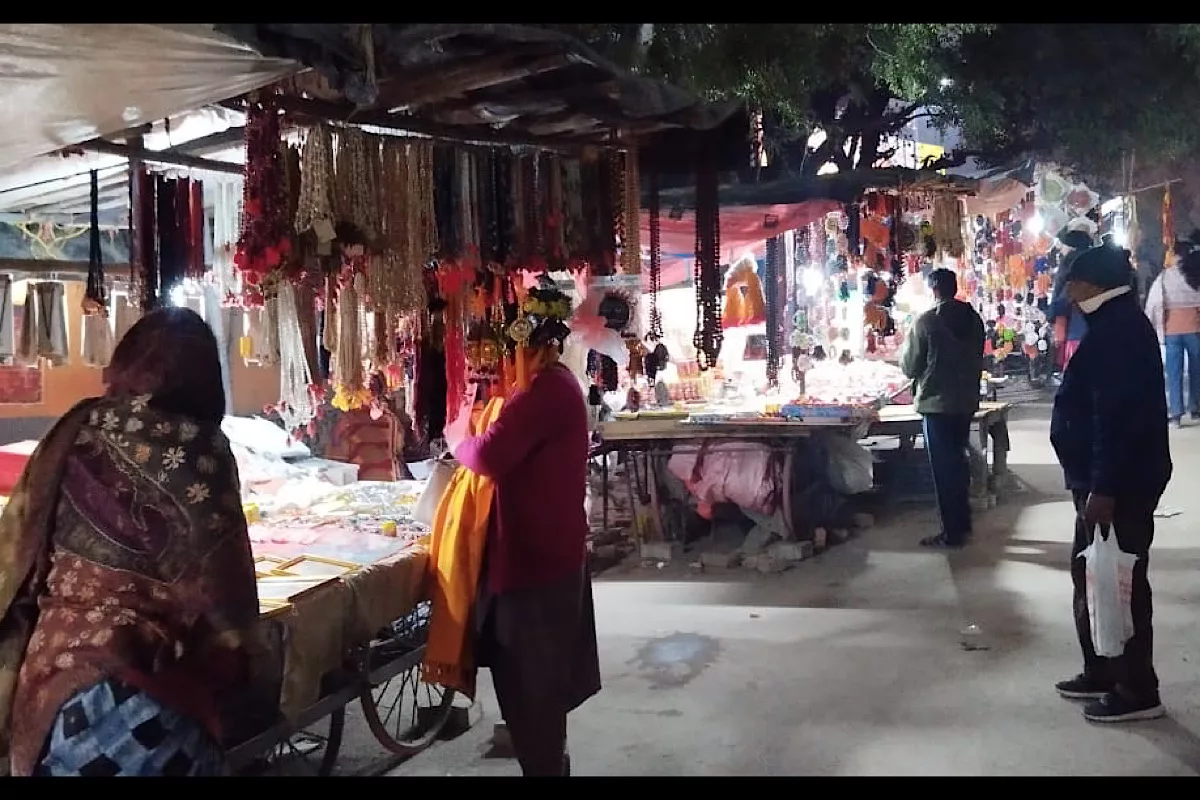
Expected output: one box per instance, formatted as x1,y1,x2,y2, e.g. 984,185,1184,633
0,23,298,172
638,200,842,289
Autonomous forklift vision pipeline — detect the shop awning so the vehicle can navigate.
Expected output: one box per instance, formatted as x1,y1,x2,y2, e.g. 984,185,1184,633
638,200,842,290
0,24,298,173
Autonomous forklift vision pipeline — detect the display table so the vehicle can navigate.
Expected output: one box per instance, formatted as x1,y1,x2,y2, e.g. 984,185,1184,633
593,414,864,540
251,528,427,719
867,401,1012,496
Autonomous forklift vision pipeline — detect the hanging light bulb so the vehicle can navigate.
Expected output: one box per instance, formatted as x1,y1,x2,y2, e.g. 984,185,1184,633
803,267,824,296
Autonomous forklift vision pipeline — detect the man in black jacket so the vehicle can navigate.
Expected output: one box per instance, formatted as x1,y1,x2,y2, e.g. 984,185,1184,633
1050,243,1171,723
900,268,985,549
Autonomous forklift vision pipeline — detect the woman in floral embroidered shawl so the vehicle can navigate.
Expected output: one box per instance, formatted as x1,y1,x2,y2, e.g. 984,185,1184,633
0,307,261,776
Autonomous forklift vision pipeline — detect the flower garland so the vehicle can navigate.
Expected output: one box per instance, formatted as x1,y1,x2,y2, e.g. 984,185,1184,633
234,99,292,307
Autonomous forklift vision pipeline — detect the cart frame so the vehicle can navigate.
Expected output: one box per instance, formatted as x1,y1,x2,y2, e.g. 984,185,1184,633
227,600,457,776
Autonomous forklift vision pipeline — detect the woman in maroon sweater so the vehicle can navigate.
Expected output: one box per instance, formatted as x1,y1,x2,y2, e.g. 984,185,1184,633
447,284,601,776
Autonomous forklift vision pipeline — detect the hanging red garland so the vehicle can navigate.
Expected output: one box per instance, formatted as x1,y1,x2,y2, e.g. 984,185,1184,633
234,98,291,307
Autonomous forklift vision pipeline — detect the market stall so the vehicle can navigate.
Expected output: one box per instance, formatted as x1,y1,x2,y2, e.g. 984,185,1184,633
586,175,980,555
0,23,741,775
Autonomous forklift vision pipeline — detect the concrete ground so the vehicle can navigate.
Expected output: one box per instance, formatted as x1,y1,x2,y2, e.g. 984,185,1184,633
379,402,1200,776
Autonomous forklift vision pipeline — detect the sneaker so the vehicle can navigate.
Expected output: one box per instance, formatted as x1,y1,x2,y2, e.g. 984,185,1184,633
1191,411,1200,422
919,533,965,549
1171,416,1184,429
1082,691,1165,723
1055,673,1112,700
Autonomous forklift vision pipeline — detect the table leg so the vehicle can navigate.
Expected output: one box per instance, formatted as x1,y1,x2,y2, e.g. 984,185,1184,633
989,416,1011,494
601,449,610,533
645,450,667,542
968,421,990,498
781,447,796,540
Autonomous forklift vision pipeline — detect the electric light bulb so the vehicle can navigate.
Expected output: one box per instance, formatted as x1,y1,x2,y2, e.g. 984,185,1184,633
803,267,823,295
1026,214,1045,236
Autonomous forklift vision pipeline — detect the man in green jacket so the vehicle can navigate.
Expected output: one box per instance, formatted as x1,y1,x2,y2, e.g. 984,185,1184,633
900,268,986,549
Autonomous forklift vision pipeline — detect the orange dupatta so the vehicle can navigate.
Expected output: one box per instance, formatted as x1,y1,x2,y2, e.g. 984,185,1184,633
421,395,505,699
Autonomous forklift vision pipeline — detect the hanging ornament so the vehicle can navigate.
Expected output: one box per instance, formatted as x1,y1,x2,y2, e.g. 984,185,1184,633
763,236,782,388
691,146,723,370
234,97,292,306
646,169,664,341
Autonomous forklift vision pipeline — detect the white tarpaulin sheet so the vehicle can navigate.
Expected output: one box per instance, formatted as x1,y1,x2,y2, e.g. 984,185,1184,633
0,23,299,172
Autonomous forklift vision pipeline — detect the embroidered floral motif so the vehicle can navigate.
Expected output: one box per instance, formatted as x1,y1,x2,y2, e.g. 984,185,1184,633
124,417,144,433
130,395,150,413
178,420,199,442
101,411,120,431
152,421,173,438
162,447,186,471
186,483,211,505
133,444,152,464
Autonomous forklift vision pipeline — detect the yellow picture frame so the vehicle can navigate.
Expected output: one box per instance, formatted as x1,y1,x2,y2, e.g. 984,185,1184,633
276,554,362,578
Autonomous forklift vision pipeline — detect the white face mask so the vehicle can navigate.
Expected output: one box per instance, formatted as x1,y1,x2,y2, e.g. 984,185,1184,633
1077,285,1131,314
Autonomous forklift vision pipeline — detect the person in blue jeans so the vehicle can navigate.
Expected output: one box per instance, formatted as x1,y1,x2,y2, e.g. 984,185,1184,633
900,269,986,549
1144,240,1200,427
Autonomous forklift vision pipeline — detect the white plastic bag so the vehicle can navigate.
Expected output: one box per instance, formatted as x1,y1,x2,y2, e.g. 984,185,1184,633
1076,525,1139,658
413,456,458,527
818,433,875,496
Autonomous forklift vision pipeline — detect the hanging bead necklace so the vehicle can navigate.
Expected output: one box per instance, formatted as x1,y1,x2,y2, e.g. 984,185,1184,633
294,124,336,239
646,169,664,342
212,178,244,304
692,154,723,370
276,282,317,437
764,235,781,388
620,148,642,275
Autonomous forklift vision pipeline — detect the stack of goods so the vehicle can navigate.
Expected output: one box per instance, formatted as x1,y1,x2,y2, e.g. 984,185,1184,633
665,359,721,403
778,360,909,421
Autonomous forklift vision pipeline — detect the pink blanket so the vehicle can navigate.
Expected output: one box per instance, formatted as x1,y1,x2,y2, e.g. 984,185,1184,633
667,443,779,517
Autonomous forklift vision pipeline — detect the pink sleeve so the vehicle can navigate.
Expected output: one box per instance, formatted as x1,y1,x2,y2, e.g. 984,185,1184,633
454,373,564,480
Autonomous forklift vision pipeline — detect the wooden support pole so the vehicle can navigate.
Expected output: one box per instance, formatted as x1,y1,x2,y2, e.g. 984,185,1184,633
127,134,145,310
79,138,244,176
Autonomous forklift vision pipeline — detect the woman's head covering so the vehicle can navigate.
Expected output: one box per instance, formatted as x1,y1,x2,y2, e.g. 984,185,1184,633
507,277,573,353
104,307,225,424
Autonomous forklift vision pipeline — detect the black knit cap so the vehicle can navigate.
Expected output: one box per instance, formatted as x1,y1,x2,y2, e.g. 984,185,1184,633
1066,244,1135,291
1059,229,1094,250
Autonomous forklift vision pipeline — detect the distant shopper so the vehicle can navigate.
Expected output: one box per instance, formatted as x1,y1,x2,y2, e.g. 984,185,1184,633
1144,238,1200,427
1051,243,1171,723
1051,230,1095,370
900,268,986,549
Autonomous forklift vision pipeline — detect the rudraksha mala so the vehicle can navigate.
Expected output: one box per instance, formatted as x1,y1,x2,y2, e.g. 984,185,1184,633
646,169,664,342
692,154,723,371
764,235,782,388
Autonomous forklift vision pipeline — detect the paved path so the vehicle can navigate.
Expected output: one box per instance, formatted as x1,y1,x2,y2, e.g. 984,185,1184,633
377,403,1200,776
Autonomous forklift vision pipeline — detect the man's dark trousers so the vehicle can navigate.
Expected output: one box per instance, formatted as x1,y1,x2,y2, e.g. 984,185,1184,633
922,413,972,545
1070,491,1160,701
